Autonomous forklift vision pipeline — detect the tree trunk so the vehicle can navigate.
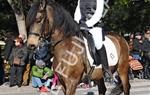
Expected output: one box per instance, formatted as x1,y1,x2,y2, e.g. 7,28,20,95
15,13,27,42
7,0,27,42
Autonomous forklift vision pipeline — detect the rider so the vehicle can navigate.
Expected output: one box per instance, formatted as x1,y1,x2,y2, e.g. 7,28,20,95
74,0,111,76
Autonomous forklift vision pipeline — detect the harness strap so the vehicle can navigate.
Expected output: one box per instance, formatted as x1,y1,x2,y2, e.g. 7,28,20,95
88,66,95,76
29,32,40,36
52,39,64,48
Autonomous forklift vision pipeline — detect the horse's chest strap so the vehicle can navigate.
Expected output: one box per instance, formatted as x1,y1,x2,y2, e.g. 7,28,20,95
52,39,64,48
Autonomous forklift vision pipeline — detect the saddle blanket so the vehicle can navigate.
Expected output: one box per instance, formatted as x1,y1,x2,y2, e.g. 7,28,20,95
84,36,118,68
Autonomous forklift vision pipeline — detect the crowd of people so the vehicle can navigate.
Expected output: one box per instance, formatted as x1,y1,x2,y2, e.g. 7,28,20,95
0,33,58,92
128,27,150,79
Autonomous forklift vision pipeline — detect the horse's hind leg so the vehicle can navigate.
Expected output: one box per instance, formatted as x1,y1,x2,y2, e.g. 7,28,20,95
118,64,131,95
119,72,130,95
96,78,107,95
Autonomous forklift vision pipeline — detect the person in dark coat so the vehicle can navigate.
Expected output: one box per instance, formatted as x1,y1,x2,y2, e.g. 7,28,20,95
131,32,144,78
0,46,4,85
2,32,15,84
3,32,15,64
19,34,31,86
142,29,150,79
133,32,143,50
33,40,52,68
132,32,143,59
9,37,28,87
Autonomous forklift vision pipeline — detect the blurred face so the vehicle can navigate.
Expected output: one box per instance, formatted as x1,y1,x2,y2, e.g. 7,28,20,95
135,35,142,40
145,30,150,41
130,34,134,39
15,41,21,46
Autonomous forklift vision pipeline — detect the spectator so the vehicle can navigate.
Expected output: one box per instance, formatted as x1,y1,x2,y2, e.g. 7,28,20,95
33,40,52,68
142,29,150,79
0,46,4,85
31,60,53,92
19,34,31,86
131,32,144,78
9,37,28,87
129,33,134,51
3,32,15,64
132,32,143,59
2,32,15,83
51,73,59,90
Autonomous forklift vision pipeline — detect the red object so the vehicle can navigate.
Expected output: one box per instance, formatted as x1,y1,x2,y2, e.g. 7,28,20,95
129,56,143,70
40,86,49,92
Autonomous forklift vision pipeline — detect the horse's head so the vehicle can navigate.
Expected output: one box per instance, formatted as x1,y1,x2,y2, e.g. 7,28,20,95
27,0,80,50
26,0,54,50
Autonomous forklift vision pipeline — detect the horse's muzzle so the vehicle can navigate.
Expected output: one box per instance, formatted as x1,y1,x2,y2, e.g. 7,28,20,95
27,44,37,50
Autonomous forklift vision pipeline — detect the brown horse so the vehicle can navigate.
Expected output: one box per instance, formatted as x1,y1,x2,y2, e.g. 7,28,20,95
27,1,130,95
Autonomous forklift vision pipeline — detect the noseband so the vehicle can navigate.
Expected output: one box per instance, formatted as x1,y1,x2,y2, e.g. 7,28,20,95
29,32,40,37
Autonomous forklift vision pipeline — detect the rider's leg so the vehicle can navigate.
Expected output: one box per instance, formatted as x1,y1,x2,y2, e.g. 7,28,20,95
88,27,112,77
97,44,112,77
98,45,108,70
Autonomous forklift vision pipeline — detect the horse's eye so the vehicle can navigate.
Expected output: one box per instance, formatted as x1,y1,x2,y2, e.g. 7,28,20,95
35,12,44,23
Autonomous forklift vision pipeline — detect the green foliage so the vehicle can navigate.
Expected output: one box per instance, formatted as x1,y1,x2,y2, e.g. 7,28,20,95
145,0,150,2
118,0,129,5
0,0,150,37
0,0,17,34
102,0,150,34
102,1,130,34
9,0,31,15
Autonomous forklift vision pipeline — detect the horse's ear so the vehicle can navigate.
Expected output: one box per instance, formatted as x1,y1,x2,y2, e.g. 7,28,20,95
40,0,46,10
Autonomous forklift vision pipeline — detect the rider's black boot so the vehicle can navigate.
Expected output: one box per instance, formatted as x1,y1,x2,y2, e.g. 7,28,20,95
98,45,112,78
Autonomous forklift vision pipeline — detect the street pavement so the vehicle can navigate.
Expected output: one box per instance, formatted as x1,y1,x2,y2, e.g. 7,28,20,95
0,78,149,95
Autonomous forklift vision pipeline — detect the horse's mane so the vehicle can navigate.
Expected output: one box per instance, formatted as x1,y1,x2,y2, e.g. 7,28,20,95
26,1,80,37
47,2,80,37
26,2,40,28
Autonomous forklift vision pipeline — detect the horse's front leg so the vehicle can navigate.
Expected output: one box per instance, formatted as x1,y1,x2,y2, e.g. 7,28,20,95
96,78,107,95
65,85,76,95
65,80,77,95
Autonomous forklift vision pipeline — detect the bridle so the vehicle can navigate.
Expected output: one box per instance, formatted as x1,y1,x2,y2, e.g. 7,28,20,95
28,9,48,39
28,4,64,49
